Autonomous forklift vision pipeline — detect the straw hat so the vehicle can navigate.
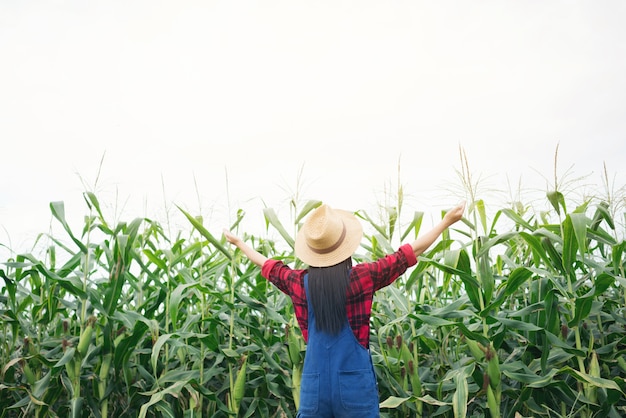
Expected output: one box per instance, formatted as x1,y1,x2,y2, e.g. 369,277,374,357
295,204,363,267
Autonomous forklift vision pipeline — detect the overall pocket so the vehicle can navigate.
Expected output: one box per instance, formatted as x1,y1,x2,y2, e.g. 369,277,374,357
338,369,378,410
298,373,320,415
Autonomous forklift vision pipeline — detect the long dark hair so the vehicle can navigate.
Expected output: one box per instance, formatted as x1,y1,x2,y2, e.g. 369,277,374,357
308,258,352,335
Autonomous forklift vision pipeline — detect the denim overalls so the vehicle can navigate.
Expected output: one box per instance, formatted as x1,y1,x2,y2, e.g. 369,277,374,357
297,275,380,418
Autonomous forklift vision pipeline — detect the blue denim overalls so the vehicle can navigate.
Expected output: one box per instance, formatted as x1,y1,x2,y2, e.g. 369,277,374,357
297,275,380,418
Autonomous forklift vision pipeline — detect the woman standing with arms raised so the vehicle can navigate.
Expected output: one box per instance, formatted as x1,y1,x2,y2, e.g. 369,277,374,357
224,201,465,418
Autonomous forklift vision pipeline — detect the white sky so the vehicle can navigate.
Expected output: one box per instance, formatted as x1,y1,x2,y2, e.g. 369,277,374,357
1,1,625,259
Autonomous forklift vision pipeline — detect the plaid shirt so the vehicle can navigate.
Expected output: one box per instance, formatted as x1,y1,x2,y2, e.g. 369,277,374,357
261,244,417,348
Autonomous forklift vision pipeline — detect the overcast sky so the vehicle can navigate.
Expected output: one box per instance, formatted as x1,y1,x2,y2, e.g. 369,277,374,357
1,1,625,259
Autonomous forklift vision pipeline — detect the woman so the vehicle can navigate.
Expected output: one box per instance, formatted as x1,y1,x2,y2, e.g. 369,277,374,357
224,201,465,417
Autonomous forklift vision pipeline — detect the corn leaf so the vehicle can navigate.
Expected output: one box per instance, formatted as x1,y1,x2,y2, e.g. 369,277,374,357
177,205,232,259
49,201,88,254
263,207,295,249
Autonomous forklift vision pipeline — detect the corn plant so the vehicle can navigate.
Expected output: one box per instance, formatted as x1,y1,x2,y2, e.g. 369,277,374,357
372,152,626,417
0,193,297,417
1,162,625,418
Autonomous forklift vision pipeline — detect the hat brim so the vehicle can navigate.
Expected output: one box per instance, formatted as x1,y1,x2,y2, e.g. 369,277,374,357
295,209,363,267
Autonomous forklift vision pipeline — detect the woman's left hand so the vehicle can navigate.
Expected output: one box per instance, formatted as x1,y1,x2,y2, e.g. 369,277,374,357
444,201,466,225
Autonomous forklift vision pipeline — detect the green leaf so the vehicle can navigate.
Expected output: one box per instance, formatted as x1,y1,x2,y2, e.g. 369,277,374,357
400,211,423,242
138,380,187,418
385,286,409,313
158,369,202,384
53,347,76,369
151,334,173,375
519,232,553,270
177,205,232,259
504,267,533,297
494,317,543,331
543,289,560,336
568,296,593,328
592,201,614,230
613,241,626,271
143,249,167,270
114,319,149,369
294,200,322,224
357,210,387,238
429,297,472,318
68,397,83,418
49,201,88,253
222,348,240,358
477,250,494,305
422,257,482,310
83,191,105,222
592,273,614,296
476,231,519,258
569,212,588,256
263,207,295,249
562,366,624,392
380,396,412,408
104,251,128,317
501,208,535,231
540,237,564,276
562,215,578,278
412,313,455,327
473,199,487,234
416,394,450,406
32,370,53,401
544,331,586,357
547,190,566,215
456,323,490,347
586,227,618,246
170,282,198,326
452,373,468,418
503,368,558,387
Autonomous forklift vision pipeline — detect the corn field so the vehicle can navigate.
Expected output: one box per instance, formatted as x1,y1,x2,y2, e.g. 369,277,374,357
1,169,626,417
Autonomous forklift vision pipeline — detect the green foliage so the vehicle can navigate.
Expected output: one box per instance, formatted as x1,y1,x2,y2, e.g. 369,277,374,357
1,179,626,417
371,186,626,418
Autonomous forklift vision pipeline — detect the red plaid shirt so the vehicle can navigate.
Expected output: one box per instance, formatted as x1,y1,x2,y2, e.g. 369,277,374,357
261,244,417,348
